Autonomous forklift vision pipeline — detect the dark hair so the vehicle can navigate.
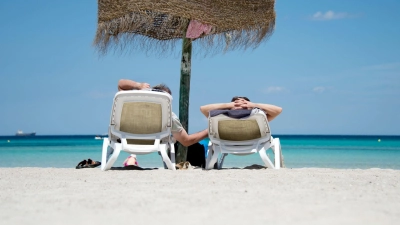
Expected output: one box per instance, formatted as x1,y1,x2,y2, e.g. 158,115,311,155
152,83,171,95
231,96,250,102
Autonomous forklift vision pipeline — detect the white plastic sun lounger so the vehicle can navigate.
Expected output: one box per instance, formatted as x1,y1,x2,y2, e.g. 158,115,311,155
205,110,282,170
101,90,176,171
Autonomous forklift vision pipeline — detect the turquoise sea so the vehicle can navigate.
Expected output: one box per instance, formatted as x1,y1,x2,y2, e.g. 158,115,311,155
1,135,400,169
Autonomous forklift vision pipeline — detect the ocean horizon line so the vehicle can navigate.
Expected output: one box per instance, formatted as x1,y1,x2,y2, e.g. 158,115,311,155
1,134,400,138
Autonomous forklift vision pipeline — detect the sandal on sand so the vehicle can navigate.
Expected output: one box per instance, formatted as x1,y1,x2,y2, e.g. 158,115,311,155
175,161,193,170
87,158,101,168
75,158,101,169
75,160,87,169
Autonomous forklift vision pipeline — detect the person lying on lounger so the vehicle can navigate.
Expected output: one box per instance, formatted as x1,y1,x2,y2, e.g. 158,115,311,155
200,96,282,121
118,79,208,166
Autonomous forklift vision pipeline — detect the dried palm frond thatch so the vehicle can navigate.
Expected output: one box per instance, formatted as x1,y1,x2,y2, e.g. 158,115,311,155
94,0,276,55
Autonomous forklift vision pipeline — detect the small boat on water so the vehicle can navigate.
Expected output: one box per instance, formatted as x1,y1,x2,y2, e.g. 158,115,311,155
15,130,36,136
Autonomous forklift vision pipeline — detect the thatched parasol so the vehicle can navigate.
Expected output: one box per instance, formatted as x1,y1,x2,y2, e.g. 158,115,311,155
94,0,276,163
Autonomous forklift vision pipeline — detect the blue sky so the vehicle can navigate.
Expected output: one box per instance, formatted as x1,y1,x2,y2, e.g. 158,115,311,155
0,0,399,135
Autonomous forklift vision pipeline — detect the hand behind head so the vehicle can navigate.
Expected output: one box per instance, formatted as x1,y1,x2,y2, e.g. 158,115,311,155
140,83,151,90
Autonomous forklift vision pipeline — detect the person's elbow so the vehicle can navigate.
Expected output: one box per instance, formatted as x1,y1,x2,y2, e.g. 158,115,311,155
118,79,126,91
200,106,208,117
276,106,283,115
273,106,283,118
178,137,193,147
118,79,125,86
269,106,282,119
180,140,191,147
173,131,193,147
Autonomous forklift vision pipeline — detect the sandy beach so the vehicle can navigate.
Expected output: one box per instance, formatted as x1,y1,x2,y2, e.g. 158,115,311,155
0,168,399,225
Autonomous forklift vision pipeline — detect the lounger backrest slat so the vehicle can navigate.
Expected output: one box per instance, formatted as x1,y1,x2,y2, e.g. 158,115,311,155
209,113,271,142
218,120,261,141
102,90,177,171
120,102,162,145
109,91,172,144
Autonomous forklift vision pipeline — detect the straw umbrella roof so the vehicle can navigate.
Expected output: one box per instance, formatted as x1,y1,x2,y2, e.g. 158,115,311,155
94,0,276,54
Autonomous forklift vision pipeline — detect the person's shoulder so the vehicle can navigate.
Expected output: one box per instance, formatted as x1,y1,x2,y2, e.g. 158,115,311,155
172,112,180,121
171,112,184,133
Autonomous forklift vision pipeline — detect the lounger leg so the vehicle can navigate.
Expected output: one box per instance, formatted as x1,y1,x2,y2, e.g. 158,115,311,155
259,147,275,169
102,142,121,171
218,154,228,169
205,144,213,170
206,145,219,170
170,142,176,169
101,138,110,171
272,138,281,169
160,144,176,170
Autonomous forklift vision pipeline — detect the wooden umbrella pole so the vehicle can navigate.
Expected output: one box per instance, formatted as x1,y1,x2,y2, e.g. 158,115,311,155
177,34,192,163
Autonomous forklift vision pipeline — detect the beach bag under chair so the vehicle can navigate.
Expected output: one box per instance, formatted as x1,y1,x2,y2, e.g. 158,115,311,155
205,109,283,170
101,90,176,171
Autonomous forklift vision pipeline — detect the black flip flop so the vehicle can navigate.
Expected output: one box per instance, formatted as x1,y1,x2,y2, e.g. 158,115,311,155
87,158,101,168
75,159,101,169
75,160,87,169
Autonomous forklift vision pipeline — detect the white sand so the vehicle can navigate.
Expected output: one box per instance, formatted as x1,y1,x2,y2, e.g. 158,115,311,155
0,168,399,225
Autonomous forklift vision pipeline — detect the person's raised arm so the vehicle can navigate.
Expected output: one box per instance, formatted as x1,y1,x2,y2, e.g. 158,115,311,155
243,101,282,121
118,79,150,91
200,102,236,117
172,129,208,147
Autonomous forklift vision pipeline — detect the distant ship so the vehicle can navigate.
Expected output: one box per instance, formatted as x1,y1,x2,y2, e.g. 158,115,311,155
15,130,36,136
95,135,106,140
